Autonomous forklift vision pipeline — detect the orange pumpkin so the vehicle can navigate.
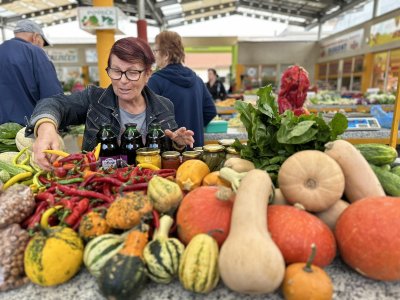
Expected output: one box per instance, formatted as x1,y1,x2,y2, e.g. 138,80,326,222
79,211,111,240
202,171,231,188
176,159,210,191
176,186,234,247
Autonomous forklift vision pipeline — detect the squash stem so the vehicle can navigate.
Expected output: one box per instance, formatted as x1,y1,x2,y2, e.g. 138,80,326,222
153,215,173,240
304,243,317,273
219,167,247,192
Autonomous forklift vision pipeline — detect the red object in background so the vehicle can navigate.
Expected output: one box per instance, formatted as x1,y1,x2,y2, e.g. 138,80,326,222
278,65,310,115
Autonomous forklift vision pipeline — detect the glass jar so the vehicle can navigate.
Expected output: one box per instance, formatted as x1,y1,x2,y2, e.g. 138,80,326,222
161,151,181,170
182,151,202,162
202,144,226,172
226,146,240,160
218,139,235,148
136,147,161,168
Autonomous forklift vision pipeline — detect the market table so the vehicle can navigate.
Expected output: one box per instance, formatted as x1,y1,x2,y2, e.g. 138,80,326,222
1,257,400,300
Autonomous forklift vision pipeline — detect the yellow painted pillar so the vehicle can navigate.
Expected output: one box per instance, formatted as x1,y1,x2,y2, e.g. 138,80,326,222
236,64,244,92
389,74,400,147
361,53,373,93
93,0,115,88
82,65,89,86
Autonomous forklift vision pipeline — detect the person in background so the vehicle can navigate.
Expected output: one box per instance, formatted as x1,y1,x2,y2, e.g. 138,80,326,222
147,30,217,147
0,19,62,126
206,68,227,101
29,37,194,171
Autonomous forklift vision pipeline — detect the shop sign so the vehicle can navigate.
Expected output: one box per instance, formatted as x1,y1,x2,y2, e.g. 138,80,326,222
369,16,400,47
320,29,364,58
46,48,78,63
85,49,98,63
78,7,128,34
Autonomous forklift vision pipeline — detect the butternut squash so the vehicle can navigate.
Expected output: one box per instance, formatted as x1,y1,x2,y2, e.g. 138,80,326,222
278,150,345,212
315,199,349,231
223,157,255,173
218,169,285,294
272,188,289,205
324,140,385,202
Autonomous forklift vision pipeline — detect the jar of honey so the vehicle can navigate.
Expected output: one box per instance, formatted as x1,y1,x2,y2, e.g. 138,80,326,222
161,151,181,170
182,151,202,162
136,147,161,168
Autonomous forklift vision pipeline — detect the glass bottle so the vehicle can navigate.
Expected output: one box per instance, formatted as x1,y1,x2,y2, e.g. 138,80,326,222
120,123,144,165
96,123,120,170
145,122,168,153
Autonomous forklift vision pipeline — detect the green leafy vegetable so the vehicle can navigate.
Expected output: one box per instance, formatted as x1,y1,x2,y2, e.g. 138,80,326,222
0,123,23,139
233,85,348,182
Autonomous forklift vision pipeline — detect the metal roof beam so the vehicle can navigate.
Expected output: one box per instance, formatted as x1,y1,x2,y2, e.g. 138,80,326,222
234,10,306,27
164,1,236,21
154,0,179,9
43,15,78,27
145,0,165,27
4,3,78,24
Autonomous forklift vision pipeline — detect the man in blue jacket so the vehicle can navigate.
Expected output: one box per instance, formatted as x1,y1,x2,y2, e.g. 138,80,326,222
0,19,62,125
148,31,216,147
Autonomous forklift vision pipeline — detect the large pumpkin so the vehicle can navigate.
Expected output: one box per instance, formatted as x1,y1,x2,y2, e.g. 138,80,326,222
267,205,336,267
335,196,400,281
24,226,84,286
176,186,234,247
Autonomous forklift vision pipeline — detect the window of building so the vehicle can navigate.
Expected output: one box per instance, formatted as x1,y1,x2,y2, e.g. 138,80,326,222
377,0,400,16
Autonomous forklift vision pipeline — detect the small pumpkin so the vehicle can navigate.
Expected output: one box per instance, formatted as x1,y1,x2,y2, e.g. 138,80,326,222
143,215,185,284
106,191,153,230
278,150,345,212
202,171,231,187
147,176,183,213
176,185,234,247
179,233,219,294
176,159,210,191
282,244,333,300
98,225,149,300
79,211,111,241
24,225,84,286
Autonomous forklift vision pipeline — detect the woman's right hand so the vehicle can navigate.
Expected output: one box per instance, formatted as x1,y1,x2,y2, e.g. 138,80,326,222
32,122,62,171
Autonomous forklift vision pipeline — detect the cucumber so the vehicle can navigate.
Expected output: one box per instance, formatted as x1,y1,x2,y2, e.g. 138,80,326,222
355,144,398,166
370,164,400,196
391,165,400,177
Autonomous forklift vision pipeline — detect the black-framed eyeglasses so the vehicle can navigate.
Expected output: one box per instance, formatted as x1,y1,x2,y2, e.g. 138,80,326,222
105,67,145,81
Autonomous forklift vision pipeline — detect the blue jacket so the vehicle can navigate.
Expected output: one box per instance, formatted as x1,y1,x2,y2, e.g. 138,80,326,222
28,85,178,152
0,38,62,125
148,63,217,147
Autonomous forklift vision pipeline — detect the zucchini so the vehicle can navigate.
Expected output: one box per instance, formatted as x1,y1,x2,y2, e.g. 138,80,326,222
370,164,400,196
355,144,398,166
0,160,25,177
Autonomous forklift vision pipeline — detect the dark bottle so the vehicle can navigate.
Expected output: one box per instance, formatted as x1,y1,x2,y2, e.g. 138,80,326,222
145,122,168,153
96,123,120,170
120,123,144,165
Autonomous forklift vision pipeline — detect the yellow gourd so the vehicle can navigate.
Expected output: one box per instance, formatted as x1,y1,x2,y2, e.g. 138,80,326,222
218,169,285,294
24,226,84,286
282,244,333,300
202,171,231,188
176,159,210,191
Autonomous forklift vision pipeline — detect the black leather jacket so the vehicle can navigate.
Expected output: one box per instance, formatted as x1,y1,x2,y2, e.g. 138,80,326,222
28,85,178,151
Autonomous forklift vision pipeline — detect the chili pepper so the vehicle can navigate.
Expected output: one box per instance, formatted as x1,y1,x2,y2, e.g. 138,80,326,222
62,163,76,171
15,164,35,173
53,167,68,178
120,182,148,192
81,172,100,187
24,201,49,229
35,192,56,205
91,177,124,186
57,177,84,185
38,174,51,185
70,196,81,202
56,184,114,202
58,153,85,163
63,198,89,227
156,169,177,176
52,160,62,168
72,215,84,231
85,152,98,171
57,199,74,211
152,210,160,230
40,205,63,229
13,147,29,165
43,149,70,158
46,186,57,193
76,198,90,214
2,171,32,190
102,183,112,197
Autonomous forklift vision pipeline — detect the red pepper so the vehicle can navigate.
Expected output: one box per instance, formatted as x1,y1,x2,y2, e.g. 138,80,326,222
64,198,90,228
23,201,49,229
156,169,177,176
91,177,124,186
35,192,56,205
59,153,85,163
76,198,90,214
102,183,112,197
56,184,114,202
38,175,51,185
57,198,74,210
152,210,160,229
53,167,68,178
120,182,148,192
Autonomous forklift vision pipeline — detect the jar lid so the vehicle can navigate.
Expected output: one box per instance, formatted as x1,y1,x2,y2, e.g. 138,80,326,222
182,151,201,158
226,146,239,154
203,144,225,153
136,147,160,155
218,139,235,147
162,151,181,158
193,147,203,152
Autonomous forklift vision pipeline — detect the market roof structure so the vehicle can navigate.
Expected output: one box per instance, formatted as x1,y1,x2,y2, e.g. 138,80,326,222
0,0,370,31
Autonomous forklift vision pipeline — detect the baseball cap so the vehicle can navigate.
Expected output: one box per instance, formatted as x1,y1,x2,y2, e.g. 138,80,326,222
14,19,51,46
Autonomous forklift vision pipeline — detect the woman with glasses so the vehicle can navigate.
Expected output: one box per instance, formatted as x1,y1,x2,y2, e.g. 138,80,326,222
148,30,217,147
28,37,194,171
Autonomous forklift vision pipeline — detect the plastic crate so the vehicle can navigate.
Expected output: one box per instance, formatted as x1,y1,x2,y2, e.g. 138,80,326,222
205,120,228,133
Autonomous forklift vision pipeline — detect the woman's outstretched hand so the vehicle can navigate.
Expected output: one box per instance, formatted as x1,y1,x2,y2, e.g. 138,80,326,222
165,127,195,148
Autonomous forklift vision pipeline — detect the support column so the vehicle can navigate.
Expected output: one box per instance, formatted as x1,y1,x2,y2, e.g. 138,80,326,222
137,0,148,41
82,65,89,86
93,0,115,88
389,74,400,147
361,53,373,93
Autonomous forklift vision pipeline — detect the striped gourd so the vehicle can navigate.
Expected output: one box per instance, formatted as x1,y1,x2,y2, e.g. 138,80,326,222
83,233,125,277
179,233,219,294
143,215,185,283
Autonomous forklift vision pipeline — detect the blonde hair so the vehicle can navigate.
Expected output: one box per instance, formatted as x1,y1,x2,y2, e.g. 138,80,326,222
155,31,185,64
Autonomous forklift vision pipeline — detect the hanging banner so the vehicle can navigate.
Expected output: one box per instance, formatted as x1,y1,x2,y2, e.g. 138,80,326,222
369,16,400,46
78,7,129,34
320,29,364,58
46,48,79,63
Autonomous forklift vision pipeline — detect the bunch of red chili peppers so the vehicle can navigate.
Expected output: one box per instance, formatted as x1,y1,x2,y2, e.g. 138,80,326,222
22,151,176,231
